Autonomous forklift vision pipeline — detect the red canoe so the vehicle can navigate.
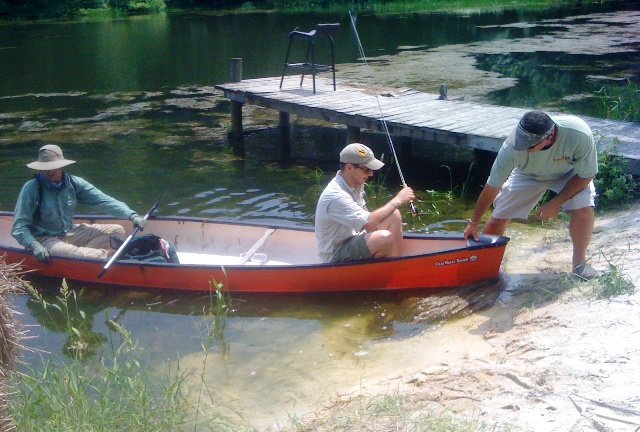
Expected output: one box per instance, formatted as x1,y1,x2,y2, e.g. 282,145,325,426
0,211,509,293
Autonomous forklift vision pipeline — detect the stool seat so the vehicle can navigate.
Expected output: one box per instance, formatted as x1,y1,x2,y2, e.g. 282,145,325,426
280,23,339,94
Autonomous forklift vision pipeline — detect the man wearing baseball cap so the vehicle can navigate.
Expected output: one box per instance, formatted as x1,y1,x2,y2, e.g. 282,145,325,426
315,143,415,263
463,111,599,280
12,144,148,263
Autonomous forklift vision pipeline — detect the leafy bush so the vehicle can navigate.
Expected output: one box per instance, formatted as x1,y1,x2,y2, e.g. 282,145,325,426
595,136,640,210
110,0,166,12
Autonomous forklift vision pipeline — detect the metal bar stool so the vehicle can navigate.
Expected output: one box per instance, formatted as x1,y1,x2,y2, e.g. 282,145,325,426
280,23,339,94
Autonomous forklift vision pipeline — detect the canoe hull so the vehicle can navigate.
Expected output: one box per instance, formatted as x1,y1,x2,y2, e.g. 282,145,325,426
1,212,508,293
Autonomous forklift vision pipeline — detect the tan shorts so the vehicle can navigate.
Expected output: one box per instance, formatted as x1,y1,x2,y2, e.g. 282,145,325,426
38,223,126,260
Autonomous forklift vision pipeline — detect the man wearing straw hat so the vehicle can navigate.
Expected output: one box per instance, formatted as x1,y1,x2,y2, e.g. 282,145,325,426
12,144,148,263
464,111,599,280
315,143,415,263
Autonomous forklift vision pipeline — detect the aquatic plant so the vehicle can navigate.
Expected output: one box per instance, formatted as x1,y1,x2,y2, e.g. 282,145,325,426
11,279,225,431
192,277,233,429
594,80,640,123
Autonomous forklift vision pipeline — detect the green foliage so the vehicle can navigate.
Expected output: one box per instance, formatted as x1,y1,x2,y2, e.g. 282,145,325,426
111,0,167,13
589,252,636,299
1,0,612,20
0,0,164,19
594,136,640,210
11,281,217,431
24,280,105,359
191,278,233,429
594,80,640,123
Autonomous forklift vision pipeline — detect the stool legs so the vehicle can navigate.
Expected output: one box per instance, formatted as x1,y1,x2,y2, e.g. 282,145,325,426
280,37,295,89
280,31,336,94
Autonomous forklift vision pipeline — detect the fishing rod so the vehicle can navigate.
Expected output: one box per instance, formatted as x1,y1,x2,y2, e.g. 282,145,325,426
348,11,418,216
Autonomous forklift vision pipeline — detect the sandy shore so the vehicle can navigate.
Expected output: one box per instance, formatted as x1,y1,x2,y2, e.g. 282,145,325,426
282,204,640,431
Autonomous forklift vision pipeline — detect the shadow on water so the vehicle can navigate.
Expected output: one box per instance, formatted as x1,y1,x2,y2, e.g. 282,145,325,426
18,272,507,361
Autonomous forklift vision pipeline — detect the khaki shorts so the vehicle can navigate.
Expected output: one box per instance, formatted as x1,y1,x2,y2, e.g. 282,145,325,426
38,223,125,260
493,169,596,220
330,232,372,263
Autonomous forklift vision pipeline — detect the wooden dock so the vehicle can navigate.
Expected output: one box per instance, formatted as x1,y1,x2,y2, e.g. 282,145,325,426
215,76,640,176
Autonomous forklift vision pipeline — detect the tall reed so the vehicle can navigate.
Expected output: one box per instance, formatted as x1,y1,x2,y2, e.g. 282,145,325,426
594,80,640,123
10,280,215,431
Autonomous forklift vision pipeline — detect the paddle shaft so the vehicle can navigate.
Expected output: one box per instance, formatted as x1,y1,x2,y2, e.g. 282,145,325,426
348,12,418,216
240,228,275,264
97,192,164,278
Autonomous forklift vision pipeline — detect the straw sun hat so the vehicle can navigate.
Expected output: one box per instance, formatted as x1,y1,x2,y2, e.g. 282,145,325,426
26,144,76,171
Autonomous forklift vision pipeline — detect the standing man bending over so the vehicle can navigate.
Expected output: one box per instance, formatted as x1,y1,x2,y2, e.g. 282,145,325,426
12,144,148,263
315,143,415,263
463,111,599,279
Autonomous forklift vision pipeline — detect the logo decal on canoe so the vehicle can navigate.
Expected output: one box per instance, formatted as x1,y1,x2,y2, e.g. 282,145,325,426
434,255,478,266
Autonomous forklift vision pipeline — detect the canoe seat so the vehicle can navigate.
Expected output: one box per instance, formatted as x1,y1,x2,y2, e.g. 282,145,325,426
176,252,290,266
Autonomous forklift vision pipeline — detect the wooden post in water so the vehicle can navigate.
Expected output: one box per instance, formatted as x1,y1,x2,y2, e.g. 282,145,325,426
346,125,361,143
229,58,244,155
279,111,292,161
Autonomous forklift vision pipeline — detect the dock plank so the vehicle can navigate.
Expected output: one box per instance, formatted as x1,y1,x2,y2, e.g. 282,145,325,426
216,76,640,175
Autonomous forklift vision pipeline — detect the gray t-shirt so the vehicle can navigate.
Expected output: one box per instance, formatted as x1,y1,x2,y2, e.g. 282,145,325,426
488,115,598,187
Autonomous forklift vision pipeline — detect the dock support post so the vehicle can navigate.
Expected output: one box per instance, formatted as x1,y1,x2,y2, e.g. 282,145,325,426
279,111,292,161
229,58,244,155
346,125,361,143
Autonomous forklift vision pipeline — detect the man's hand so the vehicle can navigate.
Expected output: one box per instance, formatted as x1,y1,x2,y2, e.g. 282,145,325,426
130,213,147,231
463,222,479,241
394,186,416,206
535,201,562,221
30,241,50,263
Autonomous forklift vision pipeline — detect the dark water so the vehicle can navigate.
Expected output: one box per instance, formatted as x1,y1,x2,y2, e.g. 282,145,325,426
1,2,638,424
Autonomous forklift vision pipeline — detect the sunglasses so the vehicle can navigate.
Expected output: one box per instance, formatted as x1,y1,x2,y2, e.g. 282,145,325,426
354,164,373,174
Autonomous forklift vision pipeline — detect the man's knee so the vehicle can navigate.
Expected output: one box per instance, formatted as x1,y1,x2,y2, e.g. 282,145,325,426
367,230,395,257
570,206,594,216
483,217,510,236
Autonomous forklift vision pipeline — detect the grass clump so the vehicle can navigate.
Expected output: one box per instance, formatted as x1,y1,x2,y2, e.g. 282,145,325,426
588,252,636,299
282,393,518,431
10,280,212,432
0,259,26,432
594,80,640,123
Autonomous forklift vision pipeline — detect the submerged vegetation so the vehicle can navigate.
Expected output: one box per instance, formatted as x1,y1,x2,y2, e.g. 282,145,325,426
11,280,204,431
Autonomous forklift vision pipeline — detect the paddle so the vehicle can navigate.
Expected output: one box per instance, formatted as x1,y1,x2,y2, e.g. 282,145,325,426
240,228,275,264
97,191,165,279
